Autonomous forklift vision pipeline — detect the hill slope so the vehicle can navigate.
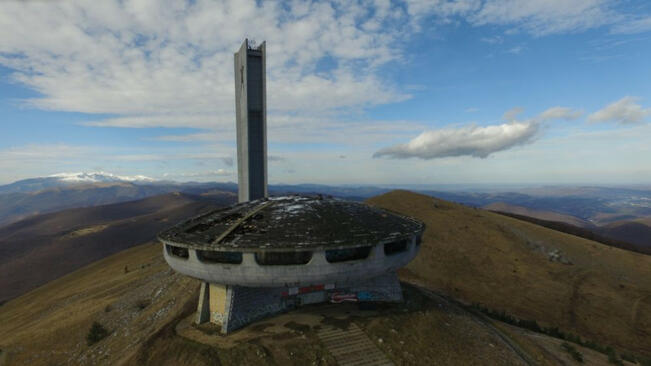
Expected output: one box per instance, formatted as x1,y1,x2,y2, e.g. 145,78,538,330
487,209,651,255
2,242,633,366
483,202,595,228
0,182,176,226
367,190,651,357
0,189,649,365
0,192,235,303
598,220,651,250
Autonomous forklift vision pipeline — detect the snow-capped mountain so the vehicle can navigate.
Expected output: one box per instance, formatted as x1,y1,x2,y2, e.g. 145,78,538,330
49,172,156,183
0,172,157,195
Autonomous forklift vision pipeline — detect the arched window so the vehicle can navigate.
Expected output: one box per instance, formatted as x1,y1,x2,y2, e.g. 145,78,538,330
255,251,312,265
166,244,189,259
197,250,242,264
325,246,372,263
384,240,408,256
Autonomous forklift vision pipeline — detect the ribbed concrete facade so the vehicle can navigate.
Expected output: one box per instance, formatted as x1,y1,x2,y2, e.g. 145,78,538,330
162,235,420,287
234,39,267,203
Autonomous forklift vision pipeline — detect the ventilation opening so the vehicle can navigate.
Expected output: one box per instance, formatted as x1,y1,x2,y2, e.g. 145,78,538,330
384,240,408,256
166,245,189,259
197,250,242,264
326,246,372,263
255,251,312,265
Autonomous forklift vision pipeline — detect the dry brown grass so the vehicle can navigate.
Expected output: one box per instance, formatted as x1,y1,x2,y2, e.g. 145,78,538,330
65,224,110,238
1,189,649,365
367,190,651,357
0,242,199,365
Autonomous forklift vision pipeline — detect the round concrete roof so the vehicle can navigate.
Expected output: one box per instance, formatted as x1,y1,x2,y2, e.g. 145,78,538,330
158,195,423,252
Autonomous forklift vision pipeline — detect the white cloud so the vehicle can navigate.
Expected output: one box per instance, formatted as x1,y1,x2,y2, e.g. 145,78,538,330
373,105,582,159
164,169,232,178
502,107,524,121
0,0,410,129
539,106,583,120
0,144,92,161
506,45,524,54
373,120,539,159
405,0,619,36
480,35,503,44
611,16,651,34
0,0,637,136
588,96,650,124
152,132,229,142
470,0,616,35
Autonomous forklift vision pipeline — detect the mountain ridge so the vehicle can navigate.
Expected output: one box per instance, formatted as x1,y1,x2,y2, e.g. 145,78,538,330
0,191,235,303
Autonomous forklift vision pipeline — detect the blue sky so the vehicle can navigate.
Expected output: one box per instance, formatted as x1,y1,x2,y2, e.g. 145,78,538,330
1,0,650,185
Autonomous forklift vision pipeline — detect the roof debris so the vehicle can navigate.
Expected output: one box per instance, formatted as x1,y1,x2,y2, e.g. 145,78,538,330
159,195,423,251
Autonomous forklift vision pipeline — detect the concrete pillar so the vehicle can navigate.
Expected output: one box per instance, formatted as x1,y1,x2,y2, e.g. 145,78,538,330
209,283,228,325
234,39,267,203
195,281,210,324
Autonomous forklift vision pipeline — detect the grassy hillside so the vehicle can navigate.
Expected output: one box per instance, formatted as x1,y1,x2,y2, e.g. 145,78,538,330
0,192,235,303
488,209,651,255
1,189,649,365
600,220,651,250
367,190,651,357
0,241,534,366
483,202,594,228
2,242,629,366
0,242,199,365
483,202,651,253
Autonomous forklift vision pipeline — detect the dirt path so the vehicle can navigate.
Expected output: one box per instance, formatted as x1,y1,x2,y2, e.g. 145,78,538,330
405,280,537,366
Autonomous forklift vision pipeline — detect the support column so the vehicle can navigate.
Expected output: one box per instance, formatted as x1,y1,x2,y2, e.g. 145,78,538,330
195,281,210,324
209,283,229,325
196,272,404,334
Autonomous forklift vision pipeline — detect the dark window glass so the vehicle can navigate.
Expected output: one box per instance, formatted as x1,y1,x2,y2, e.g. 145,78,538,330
197,250,243,264
325,246,372,263
415,235,422,247
248,109,265,200
166,245,189,259
255,251,312,265
384,240,408,256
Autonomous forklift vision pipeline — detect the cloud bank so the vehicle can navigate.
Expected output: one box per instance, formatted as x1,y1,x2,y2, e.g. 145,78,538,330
374,106,581,159
0,0,645,134
406,0,620,36
373,121,539,159
588,97,650,124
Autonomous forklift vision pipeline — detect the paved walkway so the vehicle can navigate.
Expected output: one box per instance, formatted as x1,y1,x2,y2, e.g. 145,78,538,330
317,323,394,366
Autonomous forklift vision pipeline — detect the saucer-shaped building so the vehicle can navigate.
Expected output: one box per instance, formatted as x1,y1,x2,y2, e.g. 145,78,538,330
160,195,423,332
160,40,424,334
160,195,423,287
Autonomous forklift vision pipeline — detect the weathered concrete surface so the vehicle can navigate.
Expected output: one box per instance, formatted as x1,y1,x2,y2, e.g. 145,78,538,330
197,271,404,334
196,281,210,323
163,237,419,287
234,39,267,203
159,195,424,251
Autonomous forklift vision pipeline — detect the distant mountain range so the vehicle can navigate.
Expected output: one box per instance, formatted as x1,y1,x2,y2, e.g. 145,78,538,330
0,191,236,304
0,173,238,226
1,172,649,250
0,172,157,194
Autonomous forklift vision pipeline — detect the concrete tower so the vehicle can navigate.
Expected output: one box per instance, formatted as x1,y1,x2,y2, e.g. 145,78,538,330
234,39,267,203
160,39,424,334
